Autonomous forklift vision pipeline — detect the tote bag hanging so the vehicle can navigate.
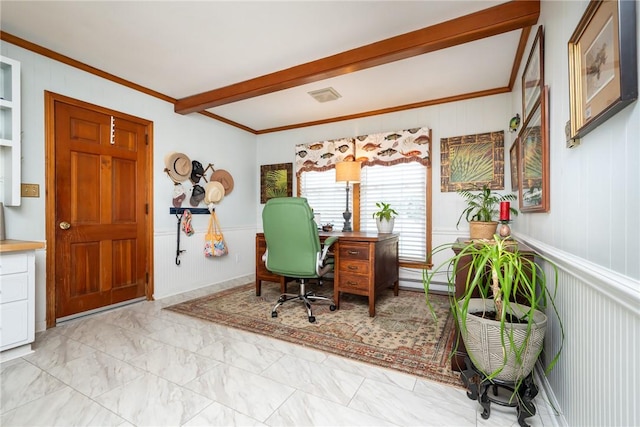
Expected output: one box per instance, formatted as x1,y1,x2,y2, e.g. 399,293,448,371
204,211,228,257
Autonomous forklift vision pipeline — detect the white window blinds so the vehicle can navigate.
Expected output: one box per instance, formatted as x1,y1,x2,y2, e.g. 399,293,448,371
300,162,427,261
360,162,427,262
299,169,347,229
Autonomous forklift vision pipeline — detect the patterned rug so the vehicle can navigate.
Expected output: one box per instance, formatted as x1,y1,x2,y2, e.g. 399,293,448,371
165,282,462,388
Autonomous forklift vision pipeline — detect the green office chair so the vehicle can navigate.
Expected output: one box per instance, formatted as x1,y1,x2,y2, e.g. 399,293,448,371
262,197,338,323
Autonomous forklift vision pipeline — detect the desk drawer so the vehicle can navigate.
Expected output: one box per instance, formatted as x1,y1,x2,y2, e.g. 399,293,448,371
339,272,369,292
339,259,369,275
338,243,369,261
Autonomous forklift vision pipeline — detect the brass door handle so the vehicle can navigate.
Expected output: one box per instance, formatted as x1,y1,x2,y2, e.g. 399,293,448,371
59,221,71,230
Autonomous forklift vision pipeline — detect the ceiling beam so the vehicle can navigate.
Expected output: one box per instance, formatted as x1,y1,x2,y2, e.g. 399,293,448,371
175,0,539,115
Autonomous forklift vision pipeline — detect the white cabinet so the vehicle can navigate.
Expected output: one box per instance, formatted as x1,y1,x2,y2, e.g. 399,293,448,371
0,56,21,206
0,249,36,360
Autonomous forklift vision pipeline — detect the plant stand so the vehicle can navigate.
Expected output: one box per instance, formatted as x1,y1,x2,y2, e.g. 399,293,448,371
460,357,539,427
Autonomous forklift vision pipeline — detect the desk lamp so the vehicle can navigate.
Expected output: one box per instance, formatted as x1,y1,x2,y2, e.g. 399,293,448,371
335,161,361,232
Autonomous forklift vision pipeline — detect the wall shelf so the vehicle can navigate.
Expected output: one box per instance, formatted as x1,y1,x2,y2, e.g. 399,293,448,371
0,56,21,206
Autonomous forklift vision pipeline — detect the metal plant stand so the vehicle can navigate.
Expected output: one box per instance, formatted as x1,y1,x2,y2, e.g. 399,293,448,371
460,357,539,427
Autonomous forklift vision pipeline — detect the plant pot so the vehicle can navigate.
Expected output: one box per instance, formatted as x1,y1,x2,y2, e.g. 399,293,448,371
469,221,498,240
458,298,547,382
376,218,394,233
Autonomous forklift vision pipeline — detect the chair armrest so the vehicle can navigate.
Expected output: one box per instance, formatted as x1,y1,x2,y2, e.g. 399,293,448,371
320,236,338,263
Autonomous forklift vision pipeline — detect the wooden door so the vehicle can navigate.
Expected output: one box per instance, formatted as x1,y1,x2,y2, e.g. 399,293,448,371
53,99,149,319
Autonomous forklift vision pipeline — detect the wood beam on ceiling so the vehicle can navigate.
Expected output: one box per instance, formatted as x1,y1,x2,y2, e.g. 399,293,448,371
175,0,539,115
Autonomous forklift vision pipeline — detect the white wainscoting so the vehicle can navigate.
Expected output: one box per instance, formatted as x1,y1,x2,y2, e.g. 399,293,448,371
519,235,640,427
153,226,256,299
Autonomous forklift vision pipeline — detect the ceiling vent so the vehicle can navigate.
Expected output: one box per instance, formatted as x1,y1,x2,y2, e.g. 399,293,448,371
308,87,342,103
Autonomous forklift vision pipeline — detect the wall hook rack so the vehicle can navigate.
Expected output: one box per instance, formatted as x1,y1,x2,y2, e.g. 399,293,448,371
170,207,214,265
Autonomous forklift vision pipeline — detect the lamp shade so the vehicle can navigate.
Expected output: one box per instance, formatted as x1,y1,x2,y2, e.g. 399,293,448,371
336,161,361,183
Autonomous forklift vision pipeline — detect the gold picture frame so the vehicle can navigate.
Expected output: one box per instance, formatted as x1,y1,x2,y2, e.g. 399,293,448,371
518,86,549,213
522,26,544,123
568,0,637,139
260,163,292,204
440,131,505,192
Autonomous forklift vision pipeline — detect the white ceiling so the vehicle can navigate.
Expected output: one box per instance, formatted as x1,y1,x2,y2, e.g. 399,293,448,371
0,1,538,133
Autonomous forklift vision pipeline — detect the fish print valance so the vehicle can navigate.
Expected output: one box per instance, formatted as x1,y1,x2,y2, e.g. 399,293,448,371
295,127,430,175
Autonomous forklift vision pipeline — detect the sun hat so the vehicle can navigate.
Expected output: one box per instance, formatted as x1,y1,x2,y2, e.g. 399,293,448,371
190,160,205,184
210,169,234,195
204,181,225,204
164,152,192,183
172,183,186,208
189,184,205,207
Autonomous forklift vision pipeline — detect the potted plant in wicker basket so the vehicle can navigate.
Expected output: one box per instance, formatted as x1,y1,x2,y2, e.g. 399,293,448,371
423,236,564,424
456,185,518,240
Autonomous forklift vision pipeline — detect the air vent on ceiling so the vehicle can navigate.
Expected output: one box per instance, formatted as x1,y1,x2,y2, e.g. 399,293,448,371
308,87,342,103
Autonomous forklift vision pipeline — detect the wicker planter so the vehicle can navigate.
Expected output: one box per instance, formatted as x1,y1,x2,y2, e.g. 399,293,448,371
458,298,547,382
469,221,498,240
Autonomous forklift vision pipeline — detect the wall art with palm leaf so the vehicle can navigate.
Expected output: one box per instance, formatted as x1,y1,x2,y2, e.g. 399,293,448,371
440,131,505,192
518,85,550,213
260,163,292,204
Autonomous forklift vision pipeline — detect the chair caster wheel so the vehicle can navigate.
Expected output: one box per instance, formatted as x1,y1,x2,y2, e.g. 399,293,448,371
329,305,336,311
271,311,278,318
308,316,316,323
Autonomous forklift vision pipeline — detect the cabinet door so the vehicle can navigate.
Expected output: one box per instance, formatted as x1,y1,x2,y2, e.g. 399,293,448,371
0,300,29,350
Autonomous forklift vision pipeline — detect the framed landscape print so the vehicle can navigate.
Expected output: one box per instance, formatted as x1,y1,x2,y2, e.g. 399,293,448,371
568,0,637,139
518,86,549,213
260,163,292,204
522,26,544,123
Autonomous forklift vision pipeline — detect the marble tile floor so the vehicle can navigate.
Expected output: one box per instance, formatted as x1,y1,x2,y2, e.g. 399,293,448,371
1,278,558,426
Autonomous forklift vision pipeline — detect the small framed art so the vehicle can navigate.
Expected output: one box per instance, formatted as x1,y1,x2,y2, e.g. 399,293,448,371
260,163,292,204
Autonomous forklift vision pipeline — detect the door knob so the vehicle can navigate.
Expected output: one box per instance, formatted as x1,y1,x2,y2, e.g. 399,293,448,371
59,221,71,230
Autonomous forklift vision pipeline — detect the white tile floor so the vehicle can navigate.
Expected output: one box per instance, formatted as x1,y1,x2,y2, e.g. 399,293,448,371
1,278,557,426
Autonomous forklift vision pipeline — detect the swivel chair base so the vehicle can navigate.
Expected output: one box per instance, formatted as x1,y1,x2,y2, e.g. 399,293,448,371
271,279,336,323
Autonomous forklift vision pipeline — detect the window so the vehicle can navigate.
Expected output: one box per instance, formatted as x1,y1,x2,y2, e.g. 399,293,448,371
299,169,346,228
299,162,429,262
360,163,427,262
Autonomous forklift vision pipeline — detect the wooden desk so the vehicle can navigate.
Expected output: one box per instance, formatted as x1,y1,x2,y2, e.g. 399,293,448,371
255,232,399,317
450,238,535,371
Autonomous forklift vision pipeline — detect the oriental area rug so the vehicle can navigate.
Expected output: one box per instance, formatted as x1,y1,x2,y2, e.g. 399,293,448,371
165,282,462,388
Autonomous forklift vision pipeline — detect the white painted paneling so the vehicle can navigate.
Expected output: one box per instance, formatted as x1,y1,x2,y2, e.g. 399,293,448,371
154,226,256,299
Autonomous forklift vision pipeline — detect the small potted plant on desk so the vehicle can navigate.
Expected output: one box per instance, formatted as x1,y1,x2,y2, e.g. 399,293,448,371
456,185,518,240
423,236,564,427
372,202,397,233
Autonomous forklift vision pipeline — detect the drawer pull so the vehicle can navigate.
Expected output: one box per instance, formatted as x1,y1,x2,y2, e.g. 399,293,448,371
347,250,359,255
347,265,358,270
345,281,359,287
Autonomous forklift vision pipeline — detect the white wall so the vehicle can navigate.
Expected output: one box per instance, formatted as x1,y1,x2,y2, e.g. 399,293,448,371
0,42,258,330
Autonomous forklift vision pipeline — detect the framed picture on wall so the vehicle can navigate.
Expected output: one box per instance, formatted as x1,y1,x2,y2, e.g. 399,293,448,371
260,163,292,204
509,138,519,192
568,0,637,139
522,26,544,123
440,131,505,192
518,86,550,213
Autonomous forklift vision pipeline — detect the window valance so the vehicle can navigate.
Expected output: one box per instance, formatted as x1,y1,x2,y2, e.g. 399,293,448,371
295,127,431,175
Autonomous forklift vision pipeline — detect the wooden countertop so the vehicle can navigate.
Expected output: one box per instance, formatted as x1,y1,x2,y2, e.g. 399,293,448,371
0,240,46,253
